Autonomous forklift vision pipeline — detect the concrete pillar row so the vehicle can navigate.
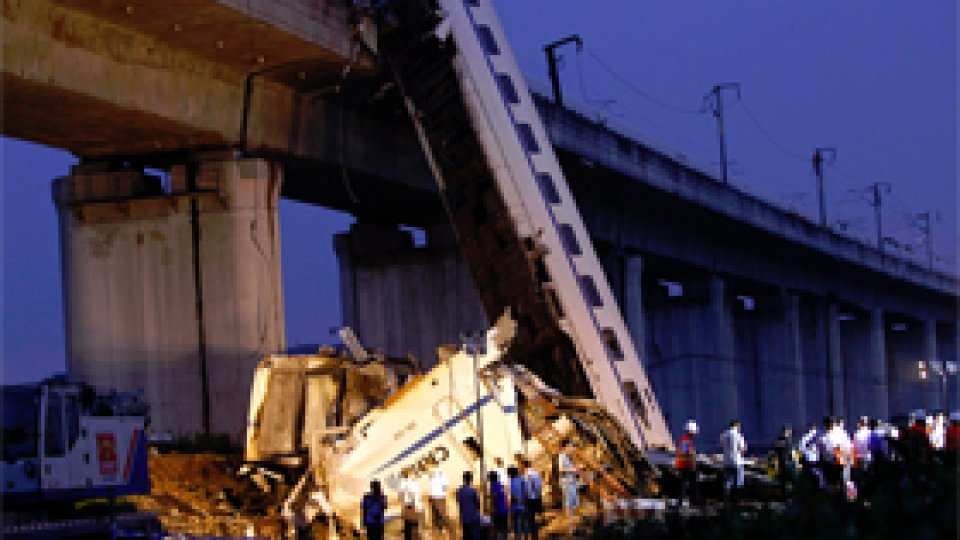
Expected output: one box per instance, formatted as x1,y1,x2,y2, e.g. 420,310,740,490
54,157,285,440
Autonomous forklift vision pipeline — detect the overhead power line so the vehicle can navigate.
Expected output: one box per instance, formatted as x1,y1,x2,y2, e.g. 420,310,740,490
584,49,703,115
736,100,808,164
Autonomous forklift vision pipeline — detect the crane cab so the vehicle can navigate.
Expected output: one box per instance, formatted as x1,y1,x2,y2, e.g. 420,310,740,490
2,377,150,505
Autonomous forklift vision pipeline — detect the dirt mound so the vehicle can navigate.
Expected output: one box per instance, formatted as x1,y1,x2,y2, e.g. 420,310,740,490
131,452,284,537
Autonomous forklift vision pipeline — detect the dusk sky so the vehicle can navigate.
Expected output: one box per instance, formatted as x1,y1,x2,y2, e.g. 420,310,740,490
2,1,956,383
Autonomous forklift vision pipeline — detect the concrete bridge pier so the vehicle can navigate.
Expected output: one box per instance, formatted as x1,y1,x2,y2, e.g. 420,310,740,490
837,307,888,422
643,272,738,445
885,317,936,416
335,222,488,367
748,290,805,444
936,323,959,410
799,297,830,428
54,157,284,440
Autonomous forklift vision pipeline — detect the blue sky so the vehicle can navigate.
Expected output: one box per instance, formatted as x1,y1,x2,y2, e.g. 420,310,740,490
2,1,956,383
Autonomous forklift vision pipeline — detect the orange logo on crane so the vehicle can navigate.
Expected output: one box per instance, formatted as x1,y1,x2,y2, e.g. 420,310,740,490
96,433,118,476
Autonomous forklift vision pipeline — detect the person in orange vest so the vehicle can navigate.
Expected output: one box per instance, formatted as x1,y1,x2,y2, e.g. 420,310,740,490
675,420,699,506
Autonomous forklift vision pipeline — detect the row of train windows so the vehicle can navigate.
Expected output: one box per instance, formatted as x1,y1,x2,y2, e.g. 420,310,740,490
468,5,626,363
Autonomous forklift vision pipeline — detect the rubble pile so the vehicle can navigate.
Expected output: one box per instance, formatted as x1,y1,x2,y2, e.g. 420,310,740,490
131,453,283,537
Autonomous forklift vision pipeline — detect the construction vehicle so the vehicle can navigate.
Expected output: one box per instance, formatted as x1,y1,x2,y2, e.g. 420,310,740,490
244,0,677,533
2,376,150,505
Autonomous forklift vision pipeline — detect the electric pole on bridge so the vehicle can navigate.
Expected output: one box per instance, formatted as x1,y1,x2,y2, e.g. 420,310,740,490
704,83,740,184
543,34,582,108
914,211,937,269
812,147,836,228
870,182,892,252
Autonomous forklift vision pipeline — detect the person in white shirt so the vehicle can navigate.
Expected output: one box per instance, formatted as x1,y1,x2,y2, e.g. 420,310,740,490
853,416,873,470
557,441,578,518
719,419,747,505
398,469,421,540
427,459,449,534
831,417,854,484
818,416,852,488
929,411,946,451
798,422,823,488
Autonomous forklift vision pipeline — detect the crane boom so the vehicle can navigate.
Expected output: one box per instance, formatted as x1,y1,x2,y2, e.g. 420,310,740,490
381,0,673,452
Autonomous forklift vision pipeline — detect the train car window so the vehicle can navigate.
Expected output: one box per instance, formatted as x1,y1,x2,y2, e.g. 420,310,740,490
44,392,65,457
579,275,603,307
2,387,39,460
495,74,520,104
475,25,500,55
65,394,80,450
515,123,540,153
535,173,561,204
558,224,582,256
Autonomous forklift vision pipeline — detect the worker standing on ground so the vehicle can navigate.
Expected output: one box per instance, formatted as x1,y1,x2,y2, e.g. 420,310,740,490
361,480,387,540
488,470,509,540
798,422,823,489
929,411,947,457
456,472,482,540
773,425,795,498
558,440,579,519
507,466,529,539
830,417,854,486
903,413,932,467
945,412,960,467
428,459,450,537
817,416,842,490
521,459,543,540
853,417,872,472
674,420,698,506
720,420,747,507
399,469,421,540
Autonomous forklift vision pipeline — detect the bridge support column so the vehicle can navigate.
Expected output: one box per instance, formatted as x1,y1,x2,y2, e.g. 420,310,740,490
645,273,736,441
800,297,829,426
54,158,284,440
703,276,738,440
922,320,941,410
885,318,931,415
937,322,959,410
837,308,888,422
869,309,889,418
753,291,805,443
335,222,487,367
826,303,846,418
623,255,647,366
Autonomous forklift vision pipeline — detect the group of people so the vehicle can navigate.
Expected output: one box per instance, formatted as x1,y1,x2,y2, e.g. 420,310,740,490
674,410,960,506
360,455,546,540
675,419,749,507
792,410,960,495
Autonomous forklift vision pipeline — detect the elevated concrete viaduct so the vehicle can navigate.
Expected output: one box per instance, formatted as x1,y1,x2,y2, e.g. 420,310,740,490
4,1,957,444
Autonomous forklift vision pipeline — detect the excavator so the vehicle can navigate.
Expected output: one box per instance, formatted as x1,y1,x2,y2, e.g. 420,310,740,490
244,0,676,534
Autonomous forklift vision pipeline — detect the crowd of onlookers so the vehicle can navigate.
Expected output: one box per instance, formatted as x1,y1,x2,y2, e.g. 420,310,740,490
673,409,960,507
355,411,958,539
783,409,959,497
361,452,555,540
